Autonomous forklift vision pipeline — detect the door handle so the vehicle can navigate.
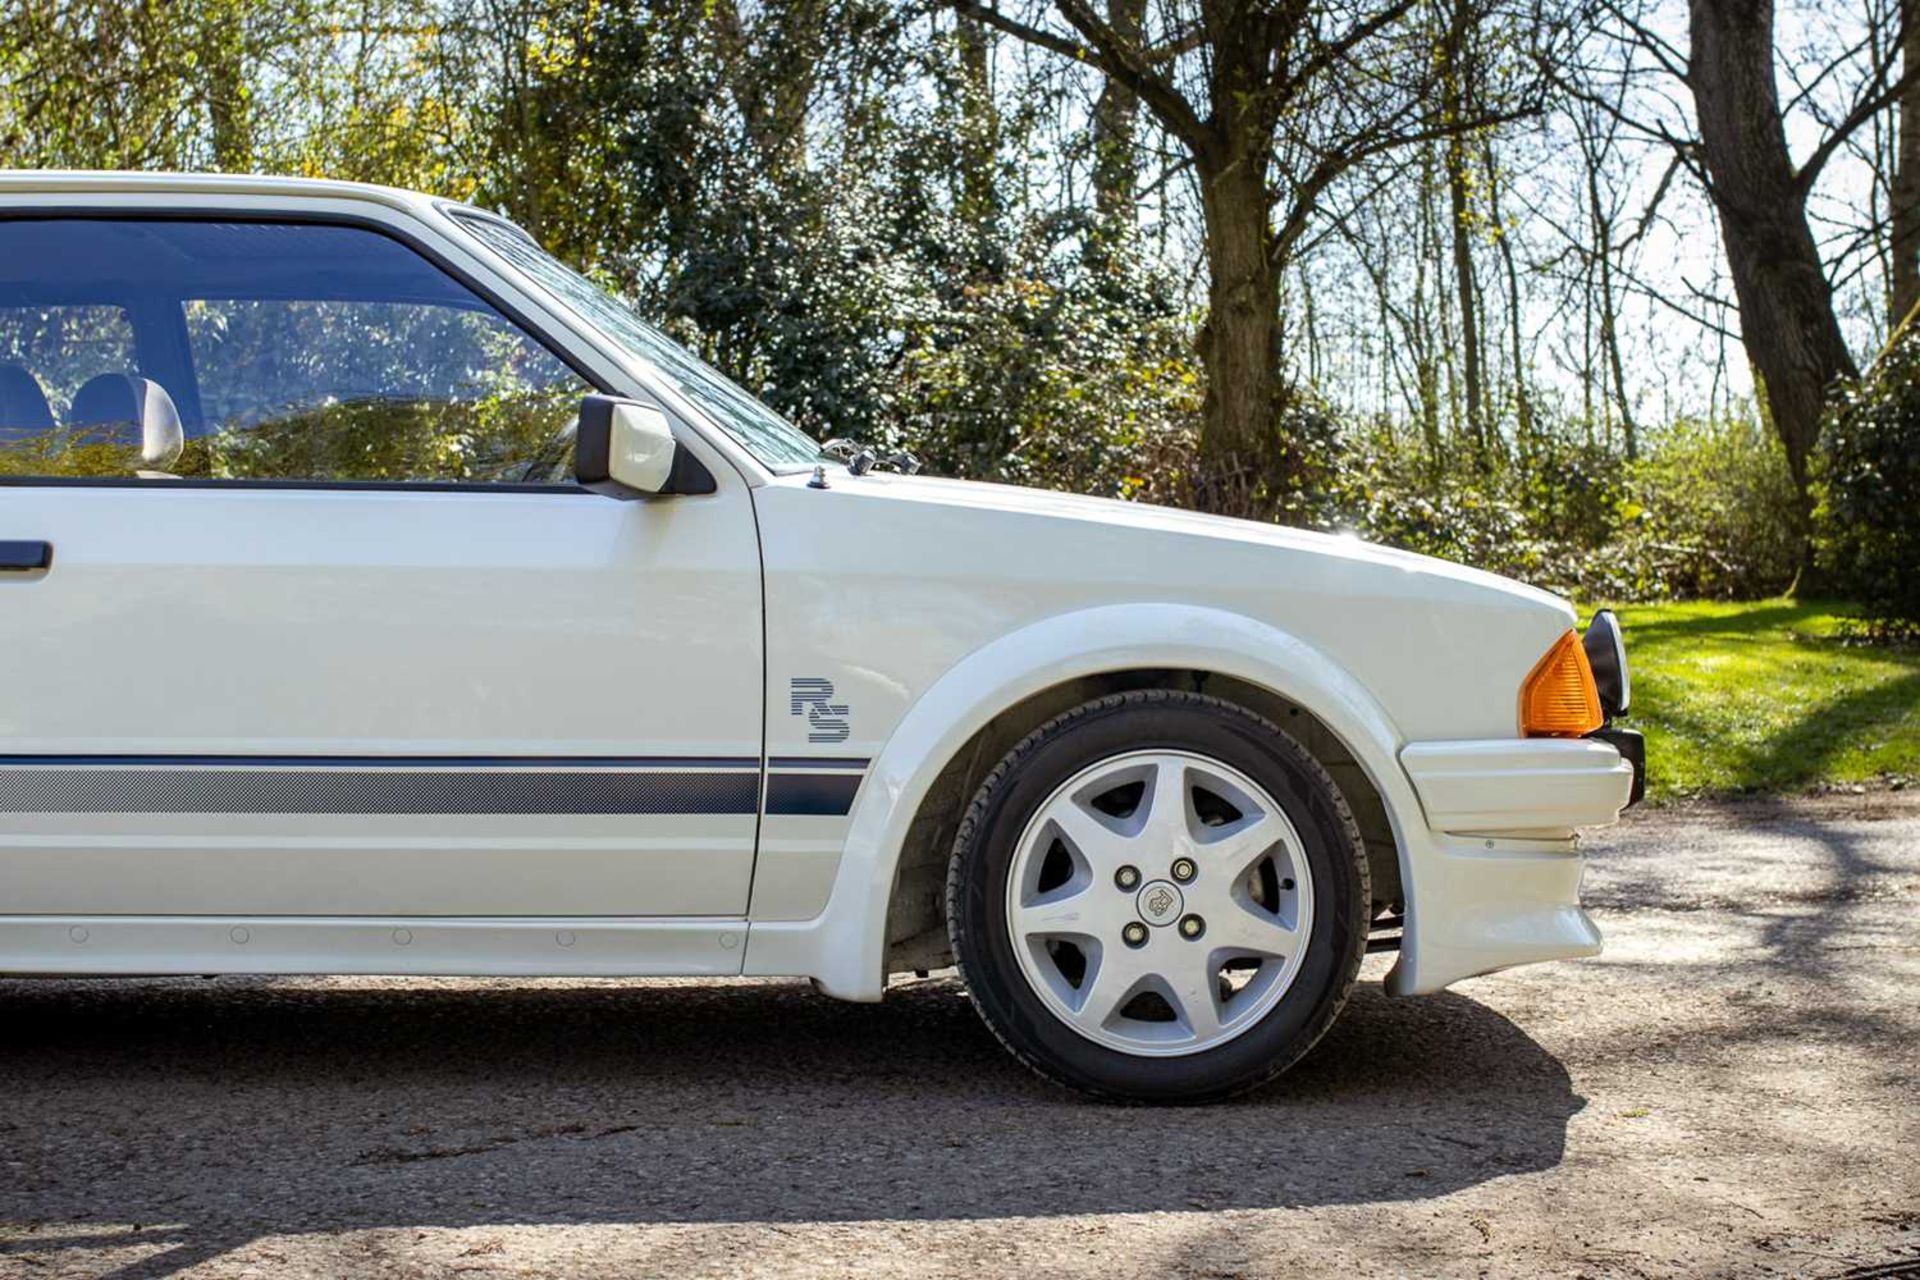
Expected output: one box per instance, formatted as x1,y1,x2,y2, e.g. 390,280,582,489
0,540,52,572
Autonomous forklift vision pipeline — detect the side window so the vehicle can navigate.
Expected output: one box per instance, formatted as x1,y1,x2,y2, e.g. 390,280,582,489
0,219,591,485
0,304,139,472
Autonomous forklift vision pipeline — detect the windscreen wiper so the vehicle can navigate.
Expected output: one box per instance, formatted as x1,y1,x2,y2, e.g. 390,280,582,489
822,437,922,476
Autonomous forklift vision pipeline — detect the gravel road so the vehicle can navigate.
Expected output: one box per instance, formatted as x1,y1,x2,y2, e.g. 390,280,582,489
2,793,1915,1279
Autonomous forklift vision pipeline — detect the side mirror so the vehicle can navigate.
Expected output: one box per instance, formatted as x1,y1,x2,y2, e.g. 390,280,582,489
575,396,715,499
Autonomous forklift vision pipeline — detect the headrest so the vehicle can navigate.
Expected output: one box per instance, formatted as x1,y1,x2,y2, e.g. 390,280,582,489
0,364,55,438
68,373,184,471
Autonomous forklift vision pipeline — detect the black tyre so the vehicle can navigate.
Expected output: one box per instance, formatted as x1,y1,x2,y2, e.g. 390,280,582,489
946,689,1368,1101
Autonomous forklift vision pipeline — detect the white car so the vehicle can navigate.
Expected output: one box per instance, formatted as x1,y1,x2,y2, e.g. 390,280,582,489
0,172,1641,1100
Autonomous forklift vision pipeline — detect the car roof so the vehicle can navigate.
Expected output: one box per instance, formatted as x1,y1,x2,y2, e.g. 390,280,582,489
0,170,465,220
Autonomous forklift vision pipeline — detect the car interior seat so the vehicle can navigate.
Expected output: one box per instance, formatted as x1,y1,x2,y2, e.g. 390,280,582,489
68,372,185,474
0,363,56,447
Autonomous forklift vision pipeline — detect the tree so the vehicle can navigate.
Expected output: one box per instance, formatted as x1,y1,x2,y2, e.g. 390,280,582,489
1441,0,1490,462
0,0,202,169
1575,0,1917,545
950,0,1561,515
1088,0,1146,259
1893,0,1920,326
1482,138,1535,447
197,0,254,170
1687,0,1859,512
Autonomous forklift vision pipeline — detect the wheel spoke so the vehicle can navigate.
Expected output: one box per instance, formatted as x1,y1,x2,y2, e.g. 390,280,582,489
1197,809,1283,876
1163,964,1223,1041
1009,886,1096,941
1046,801,1133,874
1075,949,1147,1027
1208,901,1299,959
1137,757,1193,845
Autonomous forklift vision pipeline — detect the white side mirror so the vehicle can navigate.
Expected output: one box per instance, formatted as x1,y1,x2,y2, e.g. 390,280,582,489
607,401,676,493
575,396,712,499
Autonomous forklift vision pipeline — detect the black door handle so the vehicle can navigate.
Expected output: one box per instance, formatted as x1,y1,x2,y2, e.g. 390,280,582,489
0,540,52,572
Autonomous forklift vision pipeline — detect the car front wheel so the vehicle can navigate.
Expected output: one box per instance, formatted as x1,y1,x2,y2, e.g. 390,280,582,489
946,689,1369,1101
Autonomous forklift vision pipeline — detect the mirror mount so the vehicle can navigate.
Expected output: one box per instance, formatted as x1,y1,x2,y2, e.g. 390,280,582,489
575,395,715,499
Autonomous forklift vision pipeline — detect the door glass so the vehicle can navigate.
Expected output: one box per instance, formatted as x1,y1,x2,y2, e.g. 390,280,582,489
0,304,137,472
184,293,585,483
0,219,591,484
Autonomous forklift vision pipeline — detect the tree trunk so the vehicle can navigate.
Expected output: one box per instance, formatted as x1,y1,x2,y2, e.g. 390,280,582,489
1599,248,1637,460
1893,0,1920,327
1195,150,1281,514
1484,139,1535,449
711,0,824,172
200,0,251,172
1441,1,1485,462
1417,144,1445,467
1586,173,1638,459
956,16,1000,240
1446,150,1484,460
1089,0,1145,255
1689,0,1859,507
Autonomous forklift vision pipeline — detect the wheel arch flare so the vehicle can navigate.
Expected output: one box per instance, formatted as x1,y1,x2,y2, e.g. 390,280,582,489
741,603,1424,1000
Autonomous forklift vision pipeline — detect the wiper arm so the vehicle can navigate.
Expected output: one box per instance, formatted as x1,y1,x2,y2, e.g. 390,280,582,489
822,437,922,476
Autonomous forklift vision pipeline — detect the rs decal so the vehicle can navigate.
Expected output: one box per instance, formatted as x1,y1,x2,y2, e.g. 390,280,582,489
790,677,851,744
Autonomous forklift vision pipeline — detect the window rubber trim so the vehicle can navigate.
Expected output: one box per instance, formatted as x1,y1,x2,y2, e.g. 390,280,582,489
0,206,611,495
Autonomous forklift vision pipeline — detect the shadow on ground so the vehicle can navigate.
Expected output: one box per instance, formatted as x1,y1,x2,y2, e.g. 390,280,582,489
0,975,1580,1277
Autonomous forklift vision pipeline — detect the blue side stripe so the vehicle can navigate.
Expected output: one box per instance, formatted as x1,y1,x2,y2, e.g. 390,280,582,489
765,772,865,816
0,755,872,816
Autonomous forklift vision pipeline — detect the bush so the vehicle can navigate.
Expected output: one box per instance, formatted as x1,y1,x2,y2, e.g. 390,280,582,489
1293,411,1801,603
1818,333,1920,635
1618,415,1802,600
1331,425,1571,587
896,269,1201,499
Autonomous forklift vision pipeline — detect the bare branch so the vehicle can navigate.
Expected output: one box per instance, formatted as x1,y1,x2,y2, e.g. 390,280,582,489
949,0,1215,153
1271,95,1544,268
1269,0,1421,119
1618,151,1683,251
1595,0,1691,83
1795,50,1920,195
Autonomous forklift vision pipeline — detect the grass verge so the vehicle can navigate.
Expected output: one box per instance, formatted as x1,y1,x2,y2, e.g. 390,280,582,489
1604,598,1919,802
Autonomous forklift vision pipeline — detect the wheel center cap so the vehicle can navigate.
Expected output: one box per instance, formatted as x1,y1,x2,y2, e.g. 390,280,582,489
1135,879,1184,926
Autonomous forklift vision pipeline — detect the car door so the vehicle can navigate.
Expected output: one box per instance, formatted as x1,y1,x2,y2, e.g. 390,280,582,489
0,213,764,929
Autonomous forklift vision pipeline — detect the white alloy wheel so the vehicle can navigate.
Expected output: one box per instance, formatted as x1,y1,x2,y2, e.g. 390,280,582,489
1005,749,1314,1057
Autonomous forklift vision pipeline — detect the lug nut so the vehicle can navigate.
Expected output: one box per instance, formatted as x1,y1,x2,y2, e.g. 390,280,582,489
1170,857,1196,883
1115,865,1142,890
1122,921,1149,947
1178,914,1205,940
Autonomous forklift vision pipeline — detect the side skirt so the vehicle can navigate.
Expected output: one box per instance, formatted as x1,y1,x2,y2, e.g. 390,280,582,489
0,915,749,977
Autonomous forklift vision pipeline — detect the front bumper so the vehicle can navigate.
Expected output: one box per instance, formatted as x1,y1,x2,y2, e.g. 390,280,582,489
1387,610,1642,993
1400,737,1636,836
1386,730,1641,994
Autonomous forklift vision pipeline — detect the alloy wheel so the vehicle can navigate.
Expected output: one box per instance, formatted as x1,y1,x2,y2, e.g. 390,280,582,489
1004,749,1314,1057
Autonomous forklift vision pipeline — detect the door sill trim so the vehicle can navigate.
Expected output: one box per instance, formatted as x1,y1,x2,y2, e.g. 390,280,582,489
0,915,749,977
